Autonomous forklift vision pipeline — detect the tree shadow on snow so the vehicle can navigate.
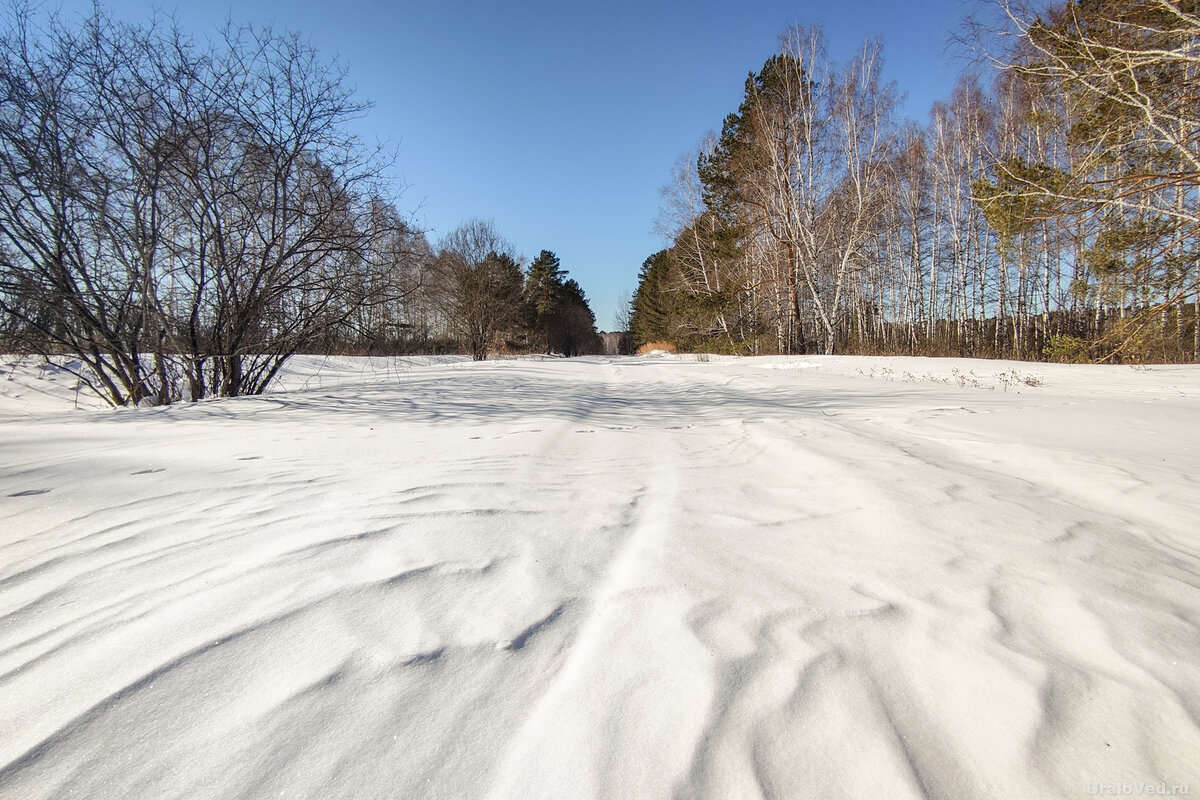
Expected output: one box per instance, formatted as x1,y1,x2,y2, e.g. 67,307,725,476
144,361,951,428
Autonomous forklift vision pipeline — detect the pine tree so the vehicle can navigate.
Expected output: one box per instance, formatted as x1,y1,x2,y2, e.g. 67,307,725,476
525,250,566,352
520,250,602,356
550,279,601,356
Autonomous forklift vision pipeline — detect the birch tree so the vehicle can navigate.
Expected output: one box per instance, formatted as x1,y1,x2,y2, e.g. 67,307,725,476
699,26,898,354
980,0,1200,360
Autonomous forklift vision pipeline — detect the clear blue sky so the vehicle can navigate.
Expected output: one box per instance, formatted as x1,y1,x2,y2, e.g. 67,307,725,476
53,0,973,329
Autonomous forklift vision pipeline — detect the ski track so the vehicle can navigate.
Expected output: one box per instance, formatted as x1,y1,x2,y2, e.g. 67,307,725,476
0,354,1198,799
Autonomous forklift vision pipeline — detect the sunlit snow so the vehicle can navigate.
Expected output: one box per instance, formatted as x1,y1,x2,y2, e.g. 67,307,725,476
2,354,1198,799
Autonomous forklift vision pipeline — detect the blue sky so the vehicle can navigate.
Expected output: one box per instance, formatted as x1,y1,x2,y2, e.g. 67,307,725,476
53,0,973,329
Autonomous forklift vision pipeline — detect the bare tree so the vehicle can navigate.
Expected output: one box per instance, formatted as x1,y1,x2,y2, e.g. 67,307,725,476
0,5,407,403
431,219,525,360
0,7,158,404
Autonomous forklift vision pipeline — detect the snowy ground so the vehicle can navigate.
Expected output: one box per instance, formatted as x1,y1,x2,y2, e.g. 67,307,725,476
1,353,1198,800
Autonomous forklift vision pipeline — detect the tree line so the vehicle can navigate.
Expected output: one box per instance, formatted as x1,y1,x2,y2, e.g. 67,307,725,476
0,5,601,405
424,221,602,362
631,0,1199,363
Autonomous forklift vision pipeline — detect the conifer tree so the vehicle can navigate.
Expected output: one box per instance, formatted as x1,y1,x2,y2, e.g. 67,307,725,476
525,250,566,352
630,250,680,348
550,278,602,356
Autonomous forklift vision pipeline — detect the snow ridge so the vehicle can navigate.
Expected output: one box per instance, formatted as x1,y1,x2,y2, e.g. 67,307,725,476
1,355,1198,799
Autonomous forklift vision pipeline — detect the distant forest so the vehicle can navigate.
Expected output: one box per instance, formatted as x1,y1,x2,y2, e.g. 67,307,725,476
0,6,603,406
631,0,1199,364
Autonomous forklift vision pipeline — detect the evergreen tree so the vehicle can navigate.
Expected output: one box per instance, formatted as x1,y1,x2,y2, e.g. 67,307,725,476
525,250,566,352
521,250,602,356
550,279,602,356
630,250,680,348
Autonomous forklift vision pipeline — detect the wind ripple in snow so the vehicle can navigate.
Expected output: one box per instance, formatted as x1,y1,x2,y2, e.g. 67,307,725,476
1,355,1198,799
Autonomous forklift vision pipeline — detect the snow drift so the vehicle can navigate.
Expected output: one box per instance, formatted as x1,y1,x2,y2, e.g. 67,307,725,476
1,354,1198,799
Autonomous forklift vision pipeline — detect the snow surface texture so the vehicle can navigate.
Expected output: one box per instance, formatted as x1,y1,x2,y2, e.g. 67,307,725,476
1,354,1198,800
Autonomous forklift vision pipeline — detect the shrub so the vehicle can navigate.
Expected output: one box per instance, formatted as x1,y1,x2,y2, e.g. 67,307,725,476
1044,335,1090,363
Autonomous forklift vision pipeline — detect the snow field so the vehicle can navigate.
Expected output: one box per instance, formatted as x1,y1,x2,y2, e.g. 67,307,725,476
1,354,1198,799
